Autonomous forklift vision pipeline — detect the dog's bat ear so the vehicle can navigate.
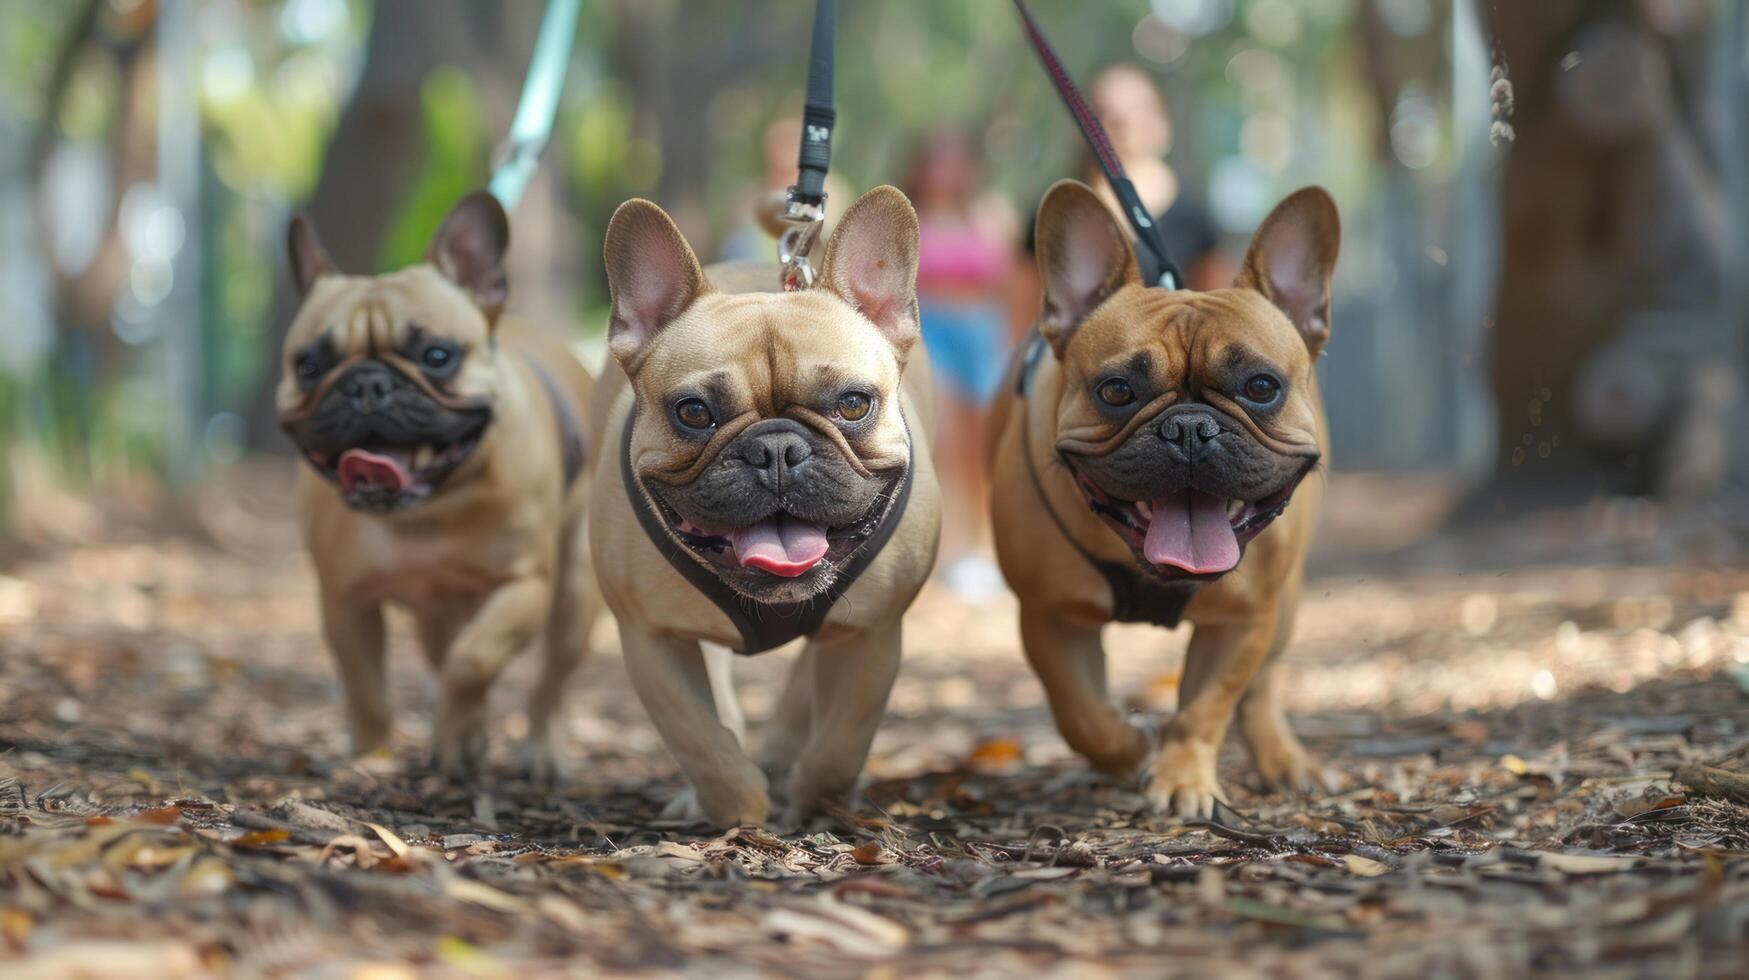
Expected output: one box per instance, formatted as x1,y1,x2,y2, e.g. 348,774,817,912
427,191,511,325
287,215,335,295
1236,186,1340,355
1034,179,1140,357
603,198,708,371
818,185,920,358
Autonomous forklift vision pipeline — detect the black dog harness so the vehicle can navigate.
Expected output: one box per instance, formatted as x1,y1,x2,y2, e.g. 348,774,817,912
620,409,914,656
520,353,586,491
1015,333,1198,629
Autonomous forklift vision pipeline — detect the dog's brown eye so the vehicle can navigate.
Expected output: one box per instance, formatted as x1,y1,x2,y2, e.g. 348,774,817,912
1097,377,1134,407
837,391,872,422
674,398,715,430
1242,374,1281,404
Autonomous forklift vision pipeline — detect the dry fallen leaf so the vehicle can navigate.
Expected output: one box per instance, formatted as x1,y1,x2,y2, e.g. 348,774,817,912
851,842,884,865
232,828,291,848
1532,852,1639,874
364,822,410,859
442,878,526,914
966,737,1025,774
133,805,182,826
1342,854,1391,877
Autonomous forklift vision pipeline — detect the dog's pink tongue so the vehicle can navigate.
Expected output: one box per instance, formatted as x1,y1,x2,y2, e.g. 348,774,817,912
1143,489,1240,575
729,516,829,577
337,449,410,493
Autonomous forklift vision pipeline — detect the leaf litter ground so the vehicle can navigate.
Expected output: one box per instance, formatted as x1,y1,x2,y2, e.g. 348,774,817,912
1,465,1748,976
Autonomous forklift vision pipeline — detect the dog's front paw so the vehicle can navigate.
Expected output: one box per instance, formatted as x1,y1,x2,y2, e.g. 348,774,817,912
659,787,707,824
1065,712,1154,779
1147,737,1228,819
1249,731,1333,797
689,764,772,828
784,759,867,820
431,698,488,781
517,730,563,786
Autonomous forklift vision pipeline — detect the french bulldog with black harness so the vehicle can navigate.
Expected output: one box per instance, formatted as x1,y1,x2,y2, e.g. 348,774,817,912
989,180,1340,817
586,186,941,828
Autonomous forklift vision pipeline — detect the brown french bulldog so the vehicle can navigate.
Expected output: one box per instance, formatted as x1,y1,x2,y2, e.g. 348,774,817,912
988,180,1340,817
585,185,941,828
278,192,599,781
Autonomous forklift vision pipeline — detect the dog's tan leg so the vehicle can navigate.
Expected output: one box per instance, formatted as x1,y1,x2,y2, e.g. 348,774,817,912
701,643,746,748
1151,608,1279,818
753,647,815,785
524,528,599,783
432,576,550,779
1236,597,1329,795
784,626,901,817
619,625,769,827
413,603,470,673
1022,606,1151,778
320,591,391,756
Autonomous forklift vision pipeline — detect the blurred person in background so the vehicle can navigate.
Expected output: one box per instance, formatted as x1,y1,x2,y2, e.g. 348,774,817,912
906,128,1019,601
1016,62,1231,306
1083,63,1232,290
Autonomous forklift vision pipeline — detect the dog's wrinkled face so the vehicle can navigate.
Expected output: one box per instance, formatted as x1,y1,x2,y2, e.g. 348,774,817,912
1034,180,1340,582
606,186,920,603
278,192,511,514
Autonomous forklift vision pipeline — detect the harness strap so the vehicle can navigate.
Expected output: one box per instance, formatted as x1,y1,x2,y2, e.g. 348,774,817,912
1015,333,1197,628
620,408,914,656
1011,0,1184,291
520,353,586,491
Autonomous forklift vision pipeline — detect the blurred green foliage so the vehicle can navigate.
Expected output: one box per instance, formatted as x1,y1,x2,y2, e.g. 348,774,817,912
378,67,487,270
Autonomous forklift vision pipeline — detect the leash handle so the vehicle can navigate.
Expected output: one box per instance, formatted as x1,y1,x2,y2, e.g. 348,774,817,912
488,0,584,212
780,0,837,291
1010,0,1183,291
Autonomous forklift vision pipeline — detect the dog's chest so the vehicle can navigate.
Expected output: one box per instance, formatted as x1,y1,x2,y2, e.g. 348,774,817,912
350,521,513,605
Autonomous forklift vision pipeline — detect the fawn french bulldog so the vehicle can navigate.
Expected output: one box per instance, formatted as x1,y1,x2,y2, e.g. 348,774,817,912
586,186,940,828
989,180,1340,817
278,192,599,780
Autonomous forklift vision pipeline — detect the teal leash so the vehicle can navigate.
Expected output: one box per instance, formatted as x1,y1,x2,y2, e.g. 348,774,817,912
487,0,584,212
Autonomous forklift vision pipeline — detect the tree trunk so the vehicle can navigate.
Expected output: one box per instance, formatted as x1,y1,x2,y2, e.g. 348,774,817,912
1480,0,1732,507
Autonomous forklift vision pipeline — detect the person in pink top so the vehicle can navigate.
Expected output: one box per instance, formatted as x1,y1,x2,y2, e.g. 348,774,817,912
905,128,1019,599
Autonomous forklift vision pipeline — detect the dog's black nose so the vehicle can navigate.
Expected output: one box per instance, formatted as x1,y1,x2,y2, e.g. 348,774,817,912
739,428,813,492
341,366,398,413
1158,410,1220,453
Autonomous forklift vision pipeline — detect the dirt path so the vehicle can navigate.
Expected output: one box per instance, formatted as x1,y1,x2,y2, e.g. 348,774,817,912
2,465,1747,976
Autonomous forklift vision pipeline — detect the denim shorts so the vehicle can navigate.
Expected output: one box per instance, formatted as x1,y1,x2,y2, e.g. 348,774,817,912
919,298,1009,405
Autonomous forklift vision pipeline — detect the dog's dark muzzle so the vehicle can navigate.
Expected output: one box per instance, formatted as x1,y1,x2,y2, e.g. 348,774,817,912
281,359,491,461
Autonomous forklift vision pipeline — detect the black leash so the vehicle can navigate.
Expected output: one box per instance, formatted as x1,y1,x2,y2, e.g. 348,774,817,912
1011,0,1184,291
778,0,838,291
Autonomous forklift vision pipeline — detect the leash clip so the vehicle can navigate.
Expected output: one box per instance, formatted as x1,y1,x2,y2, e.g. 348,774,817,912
778,188,825,292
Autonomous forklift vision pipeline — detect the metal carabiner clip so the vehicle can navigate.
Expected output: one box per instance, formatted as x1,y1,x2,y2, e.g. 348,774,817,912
777,188,825,292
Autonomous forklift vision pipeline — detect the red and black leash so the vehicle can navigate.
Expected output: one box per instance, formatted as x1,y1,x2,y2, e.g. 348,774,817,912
1011,0,1184,290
